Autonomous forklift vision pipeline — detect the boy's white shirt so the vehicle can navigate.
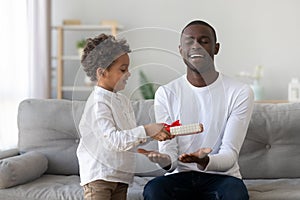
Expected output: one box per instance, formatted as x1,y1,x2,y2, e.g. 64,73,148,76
154,73,254,179
77,86,147,186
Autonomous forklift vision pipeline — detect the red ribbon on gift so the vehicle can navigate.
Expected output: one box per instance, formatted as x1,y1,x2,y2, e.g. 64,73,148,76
164,120,181,132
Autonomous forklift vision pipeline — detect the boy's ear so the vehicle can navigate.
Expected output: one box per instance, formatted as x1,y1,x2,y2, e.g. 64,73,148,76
96,68,106,78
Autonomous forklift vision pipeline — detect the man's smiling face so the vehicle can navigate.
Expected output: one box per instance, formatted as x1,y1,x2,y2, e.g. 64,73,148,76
179,24,219,74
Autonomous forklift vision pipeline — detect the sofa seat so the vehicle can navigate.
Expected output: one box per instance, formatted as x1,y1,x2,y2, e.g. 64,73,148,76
245,178,300,200
1,175,299,200
127,177,153,200
0,175,83,200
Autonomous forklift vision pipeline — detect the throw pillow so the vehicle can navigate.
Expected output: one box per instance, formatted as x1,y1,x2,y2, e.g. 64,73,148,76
0,151,48,188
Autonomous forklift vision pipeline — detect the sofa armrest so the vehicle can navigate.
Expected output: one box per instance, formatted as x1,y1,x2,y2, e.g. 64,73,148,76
0,148,19,160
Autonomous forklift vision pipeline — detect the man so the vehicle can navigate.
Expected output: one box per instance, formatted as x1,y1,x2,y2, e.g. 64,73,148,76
139,20,254,200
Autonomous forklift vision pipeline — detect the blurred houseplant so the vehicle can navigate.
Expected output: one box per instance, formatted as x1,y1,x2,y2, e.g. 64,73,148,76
139,70,156,99
76,39,86,58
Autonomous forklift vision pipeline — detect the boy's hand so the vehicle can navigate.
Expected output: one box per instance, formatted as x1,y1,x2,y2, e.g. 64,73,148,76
144,124,174,141
137,148,171,170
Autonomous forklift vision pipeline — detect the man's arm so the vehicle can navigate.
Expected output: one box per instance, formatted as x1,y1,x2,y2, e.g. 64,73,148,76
205,85,254,172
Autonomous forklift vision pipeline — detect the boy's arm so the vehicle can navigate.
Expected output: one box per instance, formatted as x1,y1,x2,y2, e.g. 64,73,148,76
91,101,172,152
91,102,147,151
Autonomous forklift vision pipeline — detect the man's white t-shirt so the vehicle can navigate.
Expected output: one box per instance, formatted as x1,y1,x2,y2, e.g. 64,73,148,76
154,73,254,179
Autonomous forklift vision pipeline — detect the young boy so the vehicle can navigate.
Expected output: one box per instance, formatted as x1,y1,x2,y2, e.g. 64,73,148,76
76,33,173,200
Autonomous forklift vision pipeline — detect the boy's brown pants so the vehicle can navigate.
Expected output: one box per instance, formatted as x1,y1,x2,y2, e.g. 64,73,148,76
83,179,128,200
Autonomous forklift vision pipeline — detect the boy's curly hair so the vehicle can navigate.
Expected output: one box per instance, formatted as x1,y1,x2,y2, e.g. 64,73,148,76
81,33,131,82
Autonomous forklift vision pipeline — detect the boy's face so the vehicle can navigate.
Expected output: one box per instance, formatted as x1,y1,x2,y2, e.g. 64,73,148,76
100,53,131,92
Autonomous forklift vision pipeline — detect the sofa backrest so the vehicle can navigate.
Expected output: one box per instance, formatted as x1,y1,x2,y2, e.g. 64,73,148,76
17,98,160,176
18,99,85,175
18,99,300,178
239,102,300,179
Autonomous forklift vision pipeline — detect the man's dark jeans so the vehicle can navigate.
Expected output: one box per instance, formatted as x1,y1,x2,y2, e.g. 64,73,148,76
143,171,249,200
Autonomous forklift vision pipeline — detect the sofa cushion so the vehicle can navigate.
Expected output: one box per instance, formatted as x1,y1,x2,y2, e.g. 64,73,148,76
0,148,19,160
131,99,156,126
239,102,300,179
0,174,83,200
0,151,48,188
127,176,155,200
17,98,162,176
245,178,300,200
18,99,85,175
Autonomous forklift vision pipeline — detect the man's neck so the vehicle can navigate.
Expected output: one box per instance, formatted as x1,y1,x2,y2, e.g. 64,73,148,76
187,70,219,87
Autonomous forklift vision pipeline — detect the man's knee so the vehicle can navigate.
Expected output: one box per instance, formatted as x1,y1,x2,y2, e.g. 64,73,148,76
220,177,249,200
143,177,170,199
144,177,163,194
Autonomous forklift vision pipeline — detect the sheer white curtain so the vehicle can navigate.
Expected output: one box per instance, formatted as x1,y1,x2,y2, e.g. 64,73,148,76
0,0,50,150
28,0,51,98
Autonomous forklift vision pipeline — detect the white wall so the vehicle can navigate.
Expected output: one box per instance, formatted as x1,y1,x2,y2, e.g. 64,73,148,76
52,0,300,100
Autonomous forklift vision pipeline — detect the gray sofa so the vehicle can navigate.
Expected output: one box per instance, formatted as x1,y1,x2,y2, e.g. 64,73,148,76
0,98,300,200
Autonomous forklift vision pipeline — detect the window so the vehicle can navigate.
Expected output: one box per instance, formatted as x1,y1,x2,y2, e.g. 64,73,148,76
0,1,29,150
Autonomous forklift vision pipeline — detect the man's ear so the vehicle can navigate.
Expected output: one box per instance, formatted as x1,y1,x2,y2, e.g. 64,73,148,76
214,43,220,55
179,45,183,57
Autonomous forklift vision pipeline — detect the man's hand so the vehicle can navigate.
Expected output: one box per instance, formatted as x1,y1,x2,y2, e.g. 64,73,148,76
144,124,175,141
178,148,212,168
137,148,172,170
